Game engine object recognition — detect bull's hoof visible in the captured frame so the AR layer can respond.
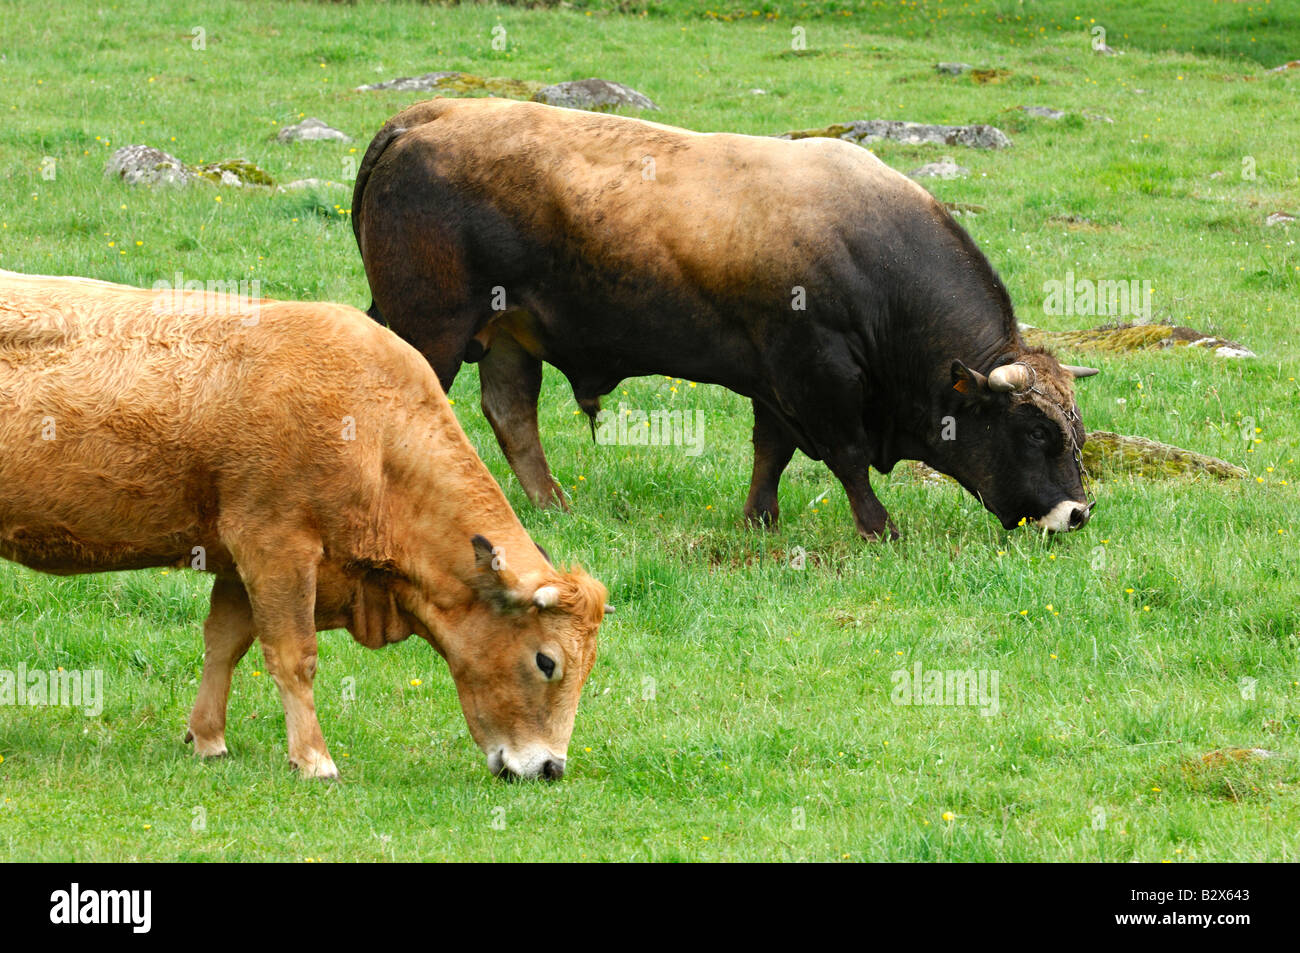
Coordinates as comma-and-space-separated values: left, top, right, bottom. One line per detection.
859, 520, 901, 542
531, 483, 570, 512
743, 507, 779, 530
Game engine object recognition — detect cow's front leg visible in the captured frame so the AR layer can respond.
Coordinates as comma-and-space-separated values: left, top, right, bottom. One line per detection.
743, 400, 796, 529
185, 575, 255, 757
824, 449, 899, 542
238, 542, 338, 779
259, 630, 336, 779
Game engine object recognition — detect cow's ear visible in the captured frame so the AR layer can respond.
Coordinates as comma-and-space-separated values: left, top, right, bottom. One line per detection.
470, 534, 522, 611
951, 360, 990, 396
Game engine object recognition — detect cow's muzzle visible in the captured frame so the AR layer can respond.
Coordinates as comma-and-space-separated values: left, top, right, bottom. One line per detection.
487, 745, 566, 782
1034, 499, 1093, 533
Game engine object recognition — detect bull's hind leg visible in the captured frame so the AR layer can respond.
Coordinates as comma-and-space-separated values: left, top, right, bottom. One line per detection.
480, 331, 567, 509
186, 575, 256, 757
236, 537, 338, 779
743, 401, 796, 529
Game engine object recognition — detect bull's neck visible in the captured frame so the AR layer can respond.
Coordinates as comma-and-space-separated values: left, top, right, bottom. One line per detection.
876, 304, 1022, 465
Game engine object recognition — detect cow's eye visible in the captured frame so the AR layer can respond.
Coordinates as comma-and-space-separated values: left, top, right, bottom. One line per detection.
536, 653, 556, 678
1028, 425, 1051, 445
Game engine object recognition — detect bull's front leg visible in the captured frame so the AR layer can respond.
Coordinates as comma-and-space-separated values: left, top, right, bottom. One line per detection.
237, 539, 338, 779
824, 447, 900, 542
743, 400, 796, 529
185, 575, 255, 757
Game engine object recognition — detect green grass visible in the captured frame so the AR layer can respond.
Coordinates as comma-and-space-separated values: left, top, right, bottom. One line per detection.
1, 0, 1298, 861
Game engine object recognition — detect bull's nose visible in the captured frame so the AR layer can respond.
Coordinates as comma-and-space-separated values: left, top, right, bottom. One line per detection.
1034, 499, 1093, 532
541, 759, 565, 781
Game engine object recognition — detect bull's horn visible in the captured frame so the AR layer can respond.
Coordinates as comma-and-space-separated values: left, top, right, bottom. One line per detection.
988, 363, 1031, 392
1063, 364, 1100, 379
532, 586, 560, 609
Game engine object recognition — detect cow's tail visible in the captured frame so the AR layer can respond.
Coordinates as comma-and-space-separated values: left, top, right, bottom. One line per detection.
350, 119, 409, 316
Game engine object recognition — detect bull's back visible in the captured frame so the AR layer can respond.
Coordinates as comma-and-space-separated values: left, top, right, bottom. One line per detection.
357, 99, 942, 391
367, 99, 921, 294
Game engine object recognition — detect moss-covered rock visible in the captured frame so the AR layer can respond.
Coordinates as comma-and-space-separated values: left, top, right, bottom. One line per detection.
908, 431, 1247, 485
778, 119, 1011, 150
355, 70, 544, 99
191, 159, 274, 188
1081, 431, 1248, 481
1021, 323, 1255, 358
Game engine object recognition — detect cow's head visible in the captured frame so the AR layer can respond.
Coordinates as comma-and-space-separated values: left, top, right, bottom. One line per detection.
437, 535, 606, 781
939, 351, 1098, 532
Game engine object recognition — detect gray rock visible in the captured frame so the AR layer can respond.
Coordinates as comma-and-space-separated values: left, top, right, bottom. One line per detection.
936, 62, 973, 75
1020, 105, 1065, 120
276, 117, 350, 143
910, 157, 970, 179
781, 119, 1011, 150
1265, 212, 1296, 227
104, 145, 196, 187
355, 71, 463, 93
279, 178, 350, 193
1094, 43, 1122, 56
532, 78, 658, 111
1082, 110, 1114, 124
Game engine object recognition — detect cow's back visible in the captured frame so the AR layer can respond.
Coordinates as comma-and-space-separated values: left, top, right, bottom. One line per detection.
0, 272, 416, 574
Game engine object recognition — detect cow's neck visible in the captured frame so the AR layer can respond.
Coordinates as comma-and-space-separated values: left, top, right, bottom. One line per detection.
383, 437, 550, 649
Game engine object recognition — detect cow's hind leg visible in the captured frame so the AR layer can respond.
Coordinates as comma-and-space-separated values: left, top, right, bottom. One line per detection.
480, 331, 567, 509
743, 401, 797, 529
237, 537, 337, 779
185, 575, 255, 758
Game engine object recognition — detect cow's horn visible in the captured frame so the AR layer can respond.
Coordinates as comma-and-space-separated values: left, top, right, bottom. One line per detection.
1063, 364, 1100, 379
987, 363, 1031, 392
532, 586, 560, 609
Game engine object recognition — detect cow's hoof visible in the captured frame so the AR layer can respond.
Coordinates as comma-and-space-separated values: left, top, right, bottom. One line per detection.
185, 729, 230, 758
293, 755, 340, 781
743, 508, 779, 530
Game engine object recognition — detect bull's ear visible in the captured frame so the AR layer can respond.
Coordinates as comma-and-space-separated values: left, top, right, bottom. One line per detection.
951, 360, 990, 396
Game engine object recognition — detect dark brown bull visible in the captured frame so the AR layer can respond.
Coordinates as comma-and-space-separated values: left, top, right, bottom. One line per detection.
353, 98, 1098, 539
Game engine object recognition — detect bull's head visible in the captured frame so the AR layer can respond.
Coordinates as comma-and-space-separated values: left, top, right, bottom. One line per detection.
940, 352, 1098, 532
437, 535, 606, 781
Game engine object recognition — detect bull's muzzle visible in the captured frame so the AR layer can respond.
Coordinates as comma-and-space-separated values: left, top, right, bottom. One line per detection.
1035, 499, 1093, 532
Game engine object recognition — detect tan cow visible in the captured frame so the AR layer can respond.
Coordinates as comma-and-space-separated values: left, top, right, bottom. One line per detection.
0, 270, 607, 780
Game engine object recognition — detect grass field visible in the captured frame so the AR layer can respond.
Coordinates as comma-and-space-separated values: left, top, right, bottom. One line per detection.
0, 0, 1297, 861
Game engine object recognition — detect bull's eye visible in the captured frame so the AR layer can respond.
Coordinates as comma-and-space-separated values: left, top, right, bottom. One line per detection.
1028, 425, 1051, 445
536, 653, 556, 679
